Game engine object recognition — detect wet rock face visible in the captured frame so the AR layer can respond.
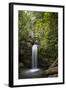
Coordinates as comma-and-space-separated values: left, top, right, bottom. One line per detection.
19, 40, 32, 69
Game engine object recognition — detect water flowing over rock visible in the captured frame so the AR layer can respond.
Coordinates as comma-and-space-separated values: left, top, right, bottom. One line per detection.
32, 44, 38, 69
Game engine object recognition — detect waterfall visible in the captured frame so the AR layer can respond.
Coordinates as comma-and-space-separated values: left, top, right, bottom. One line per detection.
32, 44, 38, 69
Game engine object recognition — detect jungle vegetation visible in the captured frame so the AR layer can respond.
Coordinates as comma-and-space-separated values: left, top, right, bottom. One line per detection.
18, 10, 58, 78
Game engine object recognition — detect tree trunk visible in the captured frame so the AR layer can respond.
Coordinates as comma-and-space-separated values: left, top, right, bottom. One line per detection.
45, 66, 58, 75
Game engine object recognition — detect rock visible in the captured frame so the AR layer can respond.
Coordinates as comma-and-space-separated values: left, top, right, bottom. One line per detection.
22, 59, 32, 68
38, 57, 49, 69
27, 42, 32, 47
49, 74, 58, 77
19, 62, 24, 68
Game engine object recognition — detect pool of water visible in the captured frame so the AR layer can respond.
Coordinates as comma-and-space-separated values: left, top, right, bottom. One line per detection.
19, 68, 48, 79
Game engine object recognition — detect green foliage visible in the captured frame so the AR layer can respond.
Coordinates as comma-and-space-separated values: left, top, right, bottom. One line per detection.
18, 10, 58, 69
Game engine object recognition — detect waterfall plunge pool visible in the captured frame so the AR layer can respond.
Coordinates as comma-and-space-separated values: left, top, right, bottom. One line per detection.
19, 42, 48, 79
19, 68, 48, 79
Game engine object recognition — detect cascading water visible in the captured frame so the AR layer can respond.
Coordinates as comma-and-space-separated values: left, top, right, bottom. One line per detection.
32, 44, 38, 69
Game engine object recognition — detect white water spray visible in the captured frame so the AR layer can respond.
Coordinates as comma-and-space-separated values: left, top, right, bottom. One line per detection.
32, 44, 38, 69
